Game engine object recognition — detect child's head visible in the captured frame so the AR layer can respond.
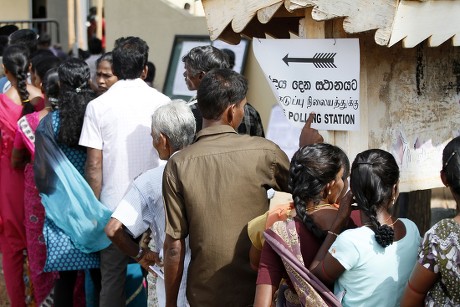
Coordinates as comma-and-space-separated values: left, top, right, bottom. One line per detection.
350, 149, 399, 247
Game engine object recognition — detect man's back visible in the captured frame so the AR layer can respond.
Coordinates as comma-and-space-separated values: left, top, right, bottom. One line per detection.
164, 125, 289, 306
79, 78, 170, 210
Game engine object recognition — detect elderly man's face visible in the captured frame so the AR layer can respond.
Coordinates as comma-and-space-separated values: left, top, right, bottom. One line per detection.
183, 64, 203, 91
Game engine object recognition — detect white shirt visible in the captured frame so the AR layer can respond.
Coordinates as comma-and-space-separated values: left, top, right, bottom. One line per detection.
79, 78, 170, 211
329, 218, 421, 307
111, 163, 190, 307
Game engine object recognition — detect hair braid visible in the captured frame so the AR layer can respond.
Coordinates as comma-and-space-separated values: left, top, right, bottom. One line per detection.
289, 144, 346, 240
351, 149, 399, 248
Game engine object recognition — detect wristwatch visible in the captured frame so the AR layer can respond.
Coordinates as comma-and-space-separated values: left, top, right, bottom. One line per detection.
133, 247, 145, 261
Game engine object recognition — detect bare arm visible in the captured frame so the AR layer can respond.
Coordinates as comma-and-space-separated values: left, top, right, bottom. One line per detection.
254, 284, 277, 307
309, 191, 354, 286
104, 218, 161, 273
85, 147, 102, 198
164, 234, 185, 307
400, 263, 438, 307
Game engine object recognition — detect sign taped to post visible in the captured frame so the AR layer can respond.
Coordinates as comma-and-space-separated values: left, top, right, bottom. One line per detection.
253, 39, 360, 131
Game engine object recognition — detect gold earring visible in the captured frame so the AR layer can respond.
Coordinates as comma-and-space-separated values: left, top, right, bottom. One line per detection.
328, 191, 331, 195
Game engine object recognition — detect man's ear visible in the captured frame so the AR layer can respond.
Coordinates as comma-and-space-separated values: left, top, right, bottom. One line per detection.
140, 65, 148, 80
197, 71, 205, 80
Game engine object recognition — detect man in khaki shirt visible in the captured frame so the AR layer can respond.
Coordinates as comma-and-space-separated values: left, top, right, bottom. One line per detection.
163, 68, 290, 307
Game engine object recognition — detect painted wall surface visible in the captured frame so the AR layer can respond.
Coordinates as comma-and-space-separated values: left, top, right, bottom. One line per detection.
0, 0, 29, 20
355, 33, 460, 191
247, 32, 460, 192
104, 0, 209, 91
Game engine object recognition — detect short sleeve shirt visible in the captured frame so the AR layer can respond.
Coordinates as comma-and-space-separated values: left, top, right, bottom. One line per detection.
419, 218, 460, 306
329, 218, 421, 307
111, 162, 190, 307
79, 79, 170, 211
163, 125, 290, 306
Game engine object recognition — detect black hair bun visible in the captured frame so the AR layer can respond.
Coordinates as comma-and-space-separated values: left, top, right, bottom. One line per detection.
375, 225, 395, 248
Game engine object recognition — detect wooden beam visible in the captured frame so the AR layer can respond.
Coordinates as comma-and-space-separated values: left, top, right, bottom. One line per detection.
67, 0, 75, 51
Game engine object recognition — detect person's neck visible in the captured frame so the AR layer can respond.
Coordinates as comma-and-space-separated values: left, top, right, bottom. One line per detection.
202, 118, 233, 129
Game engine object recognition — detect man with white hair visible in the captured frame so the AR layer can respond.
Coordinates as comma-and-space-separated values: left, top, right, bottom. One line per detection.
105, 100, 194, 307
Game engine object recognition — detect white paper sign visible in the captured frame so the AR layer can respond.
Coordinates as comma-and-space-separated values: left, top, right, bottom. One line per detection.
253, 39, 360, 131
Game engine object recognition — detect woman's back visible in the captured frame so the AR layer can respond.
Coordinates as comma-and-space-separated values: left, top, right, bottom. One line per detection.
332, 218, 420, 306
419, 218, 460, 305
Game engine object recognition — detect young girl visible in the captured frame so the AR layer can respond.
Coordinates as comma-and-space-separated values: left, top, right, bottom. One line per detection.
12, 68, 59, 306
0, 43, 43, 307
310, 149, 421, 306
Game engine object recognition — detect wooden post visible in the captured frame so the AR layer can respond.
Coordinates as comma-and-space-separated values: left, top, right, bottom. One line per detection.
67, 0, 75, 51
96, 0, 103, 40
397, 190, 432, 235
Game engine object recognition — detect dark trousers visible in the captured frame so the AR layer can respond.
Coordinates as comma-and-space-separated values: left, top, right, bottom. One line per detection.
99, 243, 129, 307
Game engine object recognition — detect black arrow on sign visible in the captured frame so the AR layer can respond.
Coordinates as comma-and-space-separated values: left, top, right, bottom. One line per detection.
282, 53, 337, 68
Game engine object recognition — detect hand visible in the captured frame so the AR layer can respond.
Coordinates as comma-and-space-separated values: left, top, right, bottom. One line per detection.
334, 190, 355, 229
138, 249, 163, 274
139, 229, 152, 249
299, 113, 323, 147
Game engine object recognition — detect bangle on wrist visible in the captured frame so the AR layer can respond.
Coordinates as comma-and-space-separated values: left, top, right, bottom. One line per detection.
133, 247, 145, 261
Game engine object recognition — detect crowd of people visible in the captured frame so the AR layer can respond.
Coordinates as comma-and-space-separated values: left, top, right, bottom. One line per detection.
0, 27, 459, 307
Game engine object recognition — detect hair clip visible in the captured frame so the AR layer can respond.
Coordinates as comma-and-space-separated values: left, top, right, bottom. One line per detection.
75, 82, 86, 93
444, 151, 457, 168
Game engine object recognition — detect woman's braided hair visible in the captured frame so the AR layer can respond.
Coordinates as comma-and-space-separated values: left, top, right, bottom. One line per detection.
2, 44, 34, 116
289, 143, 347, 240
350, 149, 399, 248
57, 58, 96, 147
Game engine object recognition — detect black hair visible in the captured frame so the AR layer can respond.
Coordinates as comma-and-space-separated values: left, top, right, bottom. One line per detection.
42, 67, 60, 110
32, 55, 61, 81
442, 136, 460, 197
197, 68, 247, 120
145, 61, 156, 84
350, 149, 399, 248
0, 35, 8, 55
0, 25, 19, 36
182, 45, 229, 75
221, 48, 235, 69
8, 29, 38, 55
112, 36, 148, 80
57, 58, 96, 146
2, 44, 33, 115
289, 143, 346, 240
96, 51, 113, 67
88, 37, 103, 54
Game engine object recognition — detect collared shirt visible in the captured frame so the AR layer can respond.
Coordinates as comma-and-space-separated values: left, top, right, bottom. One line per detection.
112, 162, 190, 307
237, 103, 265, 137
163, 125, 290, 307
79, 78, 170, 211
188, 98, 264, 137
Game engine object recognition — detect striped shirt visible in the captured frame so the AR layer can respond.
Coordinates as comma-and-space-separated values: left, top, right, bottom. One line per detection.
112, 163, 190, 307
